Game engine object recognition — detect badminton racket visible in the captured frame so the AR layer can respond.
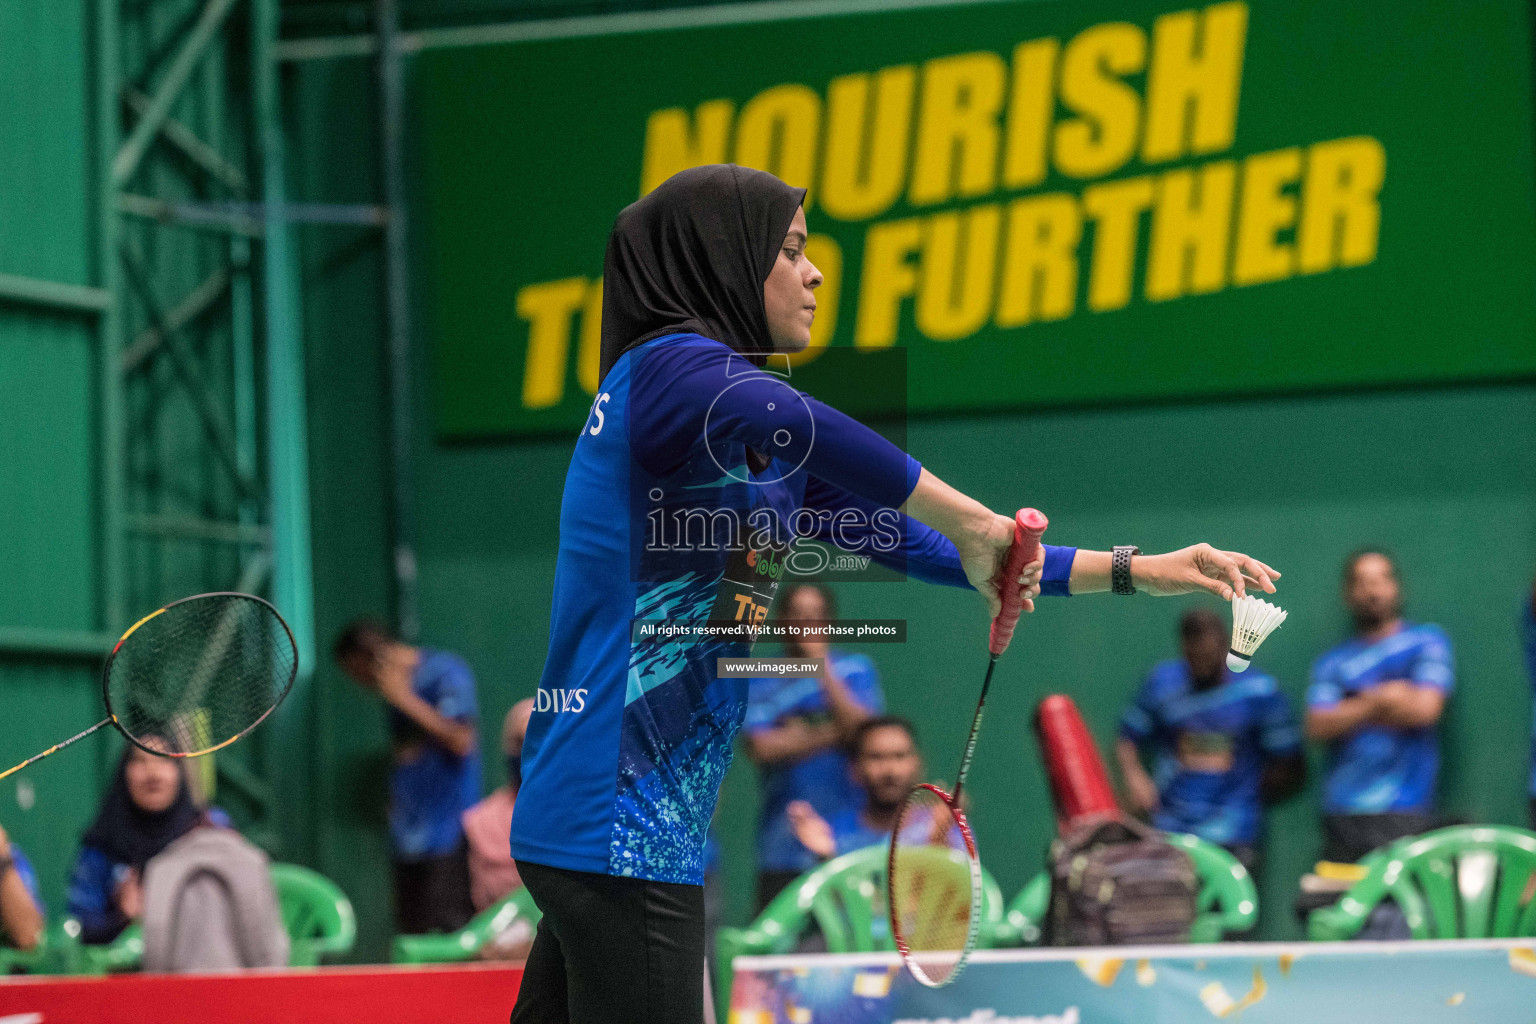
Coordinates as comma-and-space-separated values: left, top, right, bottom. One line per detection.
0, 592, 297, 781
888, 508, 1048, 987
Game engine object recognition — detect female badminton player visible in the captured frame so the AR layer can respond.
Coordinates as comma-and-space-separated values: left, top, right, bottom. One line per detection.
508, 164, 1279, 1024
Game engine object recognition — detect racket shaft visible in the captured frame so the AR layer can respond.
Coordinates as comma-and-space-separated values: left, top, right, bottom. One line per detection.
0, 718, 111, 782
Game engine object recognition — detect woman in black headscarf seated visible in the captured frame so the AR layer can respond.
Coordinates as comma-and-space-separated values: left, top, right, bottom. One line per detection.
509, 164, 1280, 1024
66, 740, 212, 944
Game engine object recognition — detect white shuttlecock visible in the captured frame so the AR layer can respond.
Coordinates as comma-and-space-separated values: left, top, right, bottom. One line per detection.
1227, 594, 1287, 672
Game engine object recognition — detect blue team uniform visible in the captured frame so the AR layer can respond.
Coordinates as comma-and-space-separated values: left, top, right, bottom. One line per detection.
1307, 623, 1455, 815
389, 650, 482, 860
511, 334, 1077, 885
1119, 662, 1301, 847
745, 651, 883, 874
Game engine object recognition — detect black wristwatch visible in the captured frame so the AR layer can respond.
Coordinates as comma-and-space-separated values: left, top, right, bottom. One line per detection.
1112, 546, 1141, 595
0, 853, 13, 878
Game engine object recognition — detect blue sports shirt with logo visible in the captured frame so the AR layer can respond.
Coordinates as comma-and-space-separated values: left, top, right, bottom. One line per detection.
511, 335, 1077, 884
1307, 622, 1455, 815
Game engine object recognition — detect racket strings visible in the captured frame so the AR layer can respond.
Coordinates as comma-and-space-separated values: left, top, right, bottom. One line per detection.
107, 595, 297, 756
889, 786, 978, 985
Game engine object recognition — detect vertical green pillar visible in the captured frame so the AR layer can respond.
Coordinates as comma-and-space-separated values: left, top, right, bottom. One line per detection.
254, 0, 314, 676
95, 0, 124, 636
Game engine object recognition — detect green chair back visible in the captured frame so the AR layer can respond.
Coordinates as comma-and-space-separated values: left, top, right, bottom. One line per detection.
391, 884, 542, 964
1308, 825, 1536, 941
271, 861, 357, 965
1003, 831, 1258, 944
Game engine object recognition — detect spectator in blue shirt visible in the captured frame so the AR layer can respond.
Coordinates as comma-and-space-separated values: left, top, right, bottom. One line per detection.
334, 620, 482, 934
786, 716, 930, 861
744, 584, 882, 908
1306, 551, 1455, 863
1524, 576, 1536, 828
1115, 608, 1304, 872
0, 821, 43, 951
67, 740, 208, 944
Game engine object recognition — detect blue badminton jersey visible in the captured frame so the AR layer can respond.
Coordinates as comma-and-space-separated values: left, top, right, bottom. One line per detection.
1307, 622, 1455, 814
1119, 661, 1300, 846
510, 334, 1076, 884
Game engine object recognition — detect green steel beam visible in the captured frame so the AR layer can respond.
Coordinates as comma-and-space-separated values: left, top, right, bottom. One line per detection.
118, 193, 264, 236
0, 626, 114, 660
121, 266, 230, 373
0, 273, 111, 315
97, 0, 126, 635
127, 513, 271, 546
123, 86, 248, 196
112, 0, 241, 187
119, 243, 263, 503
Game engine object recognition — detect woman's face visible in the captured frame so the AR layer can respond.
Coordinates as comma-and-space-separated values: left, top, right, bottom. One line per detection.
762, 207, 822, 352
124, 742, 182, 814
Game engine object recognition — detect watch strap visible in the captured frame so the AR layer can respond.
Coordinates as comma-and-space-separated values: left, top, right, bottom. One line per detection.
1112, 546, 1141, 595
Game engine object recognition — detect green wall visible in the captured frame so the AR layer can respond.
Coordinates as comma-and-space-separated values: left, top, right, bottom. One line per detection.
0, 0, 120, 919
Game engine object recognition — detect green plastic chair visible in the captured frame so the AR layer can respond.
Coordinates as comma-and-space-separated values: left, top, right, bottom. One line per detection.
714, 845, 1008, 1009
1003, 831, 1258, 944
56, 861, 354, 973
391, 884, 542, 964
1308, 825, 1536, 941
271, 861, 357, 965
0, 925, 50, 975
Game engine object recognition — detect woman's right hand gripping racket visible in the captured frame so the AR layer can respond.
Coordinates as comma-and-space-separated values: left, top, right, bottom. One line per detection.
888, 508, 1047, 988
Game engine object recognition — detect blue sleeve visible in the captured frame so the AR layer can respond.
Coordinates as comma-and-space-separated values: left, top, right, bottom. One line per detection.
629, 339, 918, 510
429, 656, 480, 722
8, 846, 43, 920
1118, 676, 1160, 742
1409, 628, 1455, 693
1257, 686, 1303, 755
799, 475, 1076, 594
836, 656, 884, 714
743, 679, 782, 736
1307, 655, 1344, 709
66, 845, 129, 945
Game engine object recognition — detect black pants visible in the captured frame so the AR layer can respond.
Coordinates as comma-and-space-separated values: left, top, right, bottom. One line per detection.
1321, 812, 1436, 864
393, 843, 475, 935
511, 860, 706, 1024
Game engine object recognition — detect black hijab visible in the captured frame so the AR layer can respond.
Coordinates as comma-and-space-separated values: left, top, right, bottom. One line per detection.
598, 164, 807, 382
81, 745, 201, 868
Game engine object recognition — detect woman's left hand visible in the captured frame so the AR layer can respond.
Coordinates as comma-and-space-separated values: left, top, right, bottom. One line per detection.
1134, 544, 1280, 601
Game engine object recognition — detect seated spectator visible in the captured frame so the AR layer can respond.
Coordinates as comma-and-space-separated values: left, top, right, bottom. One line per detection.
141, 819, 288, 972
1115, 608, 1304, 872
334, 620, 481, 934
464, 699, 533, 914
1306, 551, 1454, 863
68, 740, 215, 944
745, 584, 883, 909
0, 821, 43, 952
786, 716, 938, 860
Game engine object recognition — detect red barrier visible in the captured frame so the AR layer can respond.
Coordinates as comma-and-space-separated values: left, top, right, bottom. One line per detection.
0, 963, 523, 1024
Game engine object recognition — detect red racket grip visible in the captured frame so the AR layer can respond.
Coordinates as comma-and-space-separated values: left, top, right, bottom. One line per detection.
988, 508, 1048, 657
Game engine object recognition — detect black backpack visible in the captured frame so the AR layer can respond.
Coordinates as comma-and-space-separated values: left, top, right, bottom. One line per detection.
1047, 813, 1198, 946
